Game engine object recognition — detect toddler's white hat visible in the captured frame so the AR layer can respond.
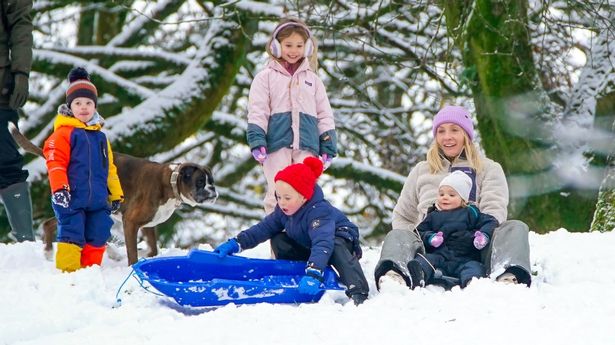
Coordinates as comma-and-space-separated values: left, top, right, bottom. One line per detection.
439, 171, 472, 202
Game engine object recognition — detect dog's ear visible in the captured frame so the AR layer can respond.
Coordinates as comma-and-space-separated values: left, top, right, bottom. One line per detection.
180, 165, 197, 180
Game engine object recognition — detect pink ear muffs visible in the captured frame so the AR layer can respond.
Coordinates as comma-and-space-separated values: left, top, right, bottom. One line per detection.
269, 21, 313, 59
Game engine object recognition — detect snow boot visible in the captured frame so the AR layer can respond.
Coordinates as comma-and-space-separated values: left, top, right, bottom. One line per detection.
81, 244, 106, 267
407, 260, 425, 290
350, 293, 368, 306
0, 181, 34, 242
374, 260, 411, 290
56, 242, 82, 272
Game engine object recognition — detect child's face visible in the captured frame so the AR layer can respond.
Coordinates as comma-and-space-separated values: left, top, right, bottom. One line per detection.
279, 32, 307, 64
437, 185, 463, 210
275, 180, 306, 216
70, 97, 96, 123
436, 123, 466, 159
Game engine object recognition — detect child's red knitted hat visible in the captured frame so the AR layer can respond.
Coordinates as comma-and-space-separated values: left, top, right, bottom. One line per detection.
274, 157, 323, 200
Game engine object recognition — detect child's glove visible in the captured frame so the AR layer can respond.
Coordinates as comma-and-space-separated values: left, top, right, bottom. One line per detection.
320, 153, 332, 170
473, 231, 490, 250
298, 267, 324, 295
214, 238, 240, 258
428, 231, 444, 248
251, 146, 267, 164
110, 200, 122, 214
52, 188, 71, 208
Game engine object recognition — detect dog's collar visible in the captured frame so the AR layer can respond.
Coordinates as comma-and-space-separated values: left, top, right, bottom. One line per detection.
169, 163, 184, 207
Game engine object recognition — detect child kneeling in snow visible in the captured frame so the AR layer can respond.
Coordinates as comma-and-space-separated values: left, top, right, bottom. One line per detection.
214, 157, 369, 305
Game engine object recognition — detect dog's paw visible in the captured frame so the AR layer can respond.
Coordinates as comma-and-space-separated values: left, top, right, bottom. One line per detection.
43, 248, 54, 261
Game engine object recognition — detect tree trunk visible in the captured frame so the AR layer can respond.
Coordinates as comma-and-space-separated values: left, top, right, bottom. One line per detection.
440, 0, 595, 232
590, 90, 615, 232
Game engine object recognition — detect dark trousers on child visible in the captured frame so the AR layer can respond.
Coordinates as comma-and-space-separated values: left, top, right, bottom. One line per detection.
270, 232, 369, 298
416, 252, 485, 288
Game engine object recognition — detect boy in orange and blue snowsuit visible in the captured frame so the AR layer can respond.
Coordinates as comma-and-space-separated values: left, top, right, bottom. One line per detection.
43, 67, 123, 272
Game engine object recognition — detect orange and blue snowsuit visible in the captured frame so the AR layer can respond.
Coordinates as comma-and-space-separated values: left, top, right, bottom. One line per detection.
43, 109, 123, 272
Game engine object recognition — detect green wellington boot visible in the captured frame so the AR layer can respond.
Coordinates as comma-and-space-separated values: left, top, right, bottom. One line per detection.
0, 181, 35, 242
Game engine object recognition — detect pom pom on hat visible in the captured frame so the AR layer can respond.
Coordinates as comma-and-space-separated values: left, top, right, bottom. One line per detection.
432, 105, 474, 141
66, 67, 98, 107
274, 157, 323, 200
439, 170, 473, 202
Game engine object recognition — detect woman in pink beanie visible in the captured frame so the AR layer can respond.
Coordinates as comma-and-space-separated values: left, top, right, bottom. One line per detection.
214, 157, 369, 305
374, 105, 532, 290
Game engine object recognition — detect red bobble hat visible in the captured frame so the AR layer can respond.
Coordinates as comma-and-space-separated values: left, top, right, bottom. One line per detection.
274, 157, 323, 200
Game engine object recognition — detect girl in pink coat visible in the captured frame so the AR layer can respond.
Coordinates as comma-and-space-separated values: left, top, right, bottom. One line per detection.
247, 17, 337, 214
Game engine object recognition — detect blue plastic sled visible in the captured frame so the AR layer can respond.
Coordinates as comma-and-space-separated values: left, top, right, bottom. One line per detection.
132, 249, 344, 307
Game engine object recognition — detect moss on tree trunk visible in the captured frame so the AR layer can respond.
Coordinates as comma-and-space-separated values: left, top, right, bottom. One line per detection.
441, 0, 595, 232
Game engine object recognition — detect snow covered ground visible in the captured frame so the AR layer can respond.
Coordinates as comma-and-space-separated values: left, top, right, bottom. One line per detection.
1, 229, 614, 345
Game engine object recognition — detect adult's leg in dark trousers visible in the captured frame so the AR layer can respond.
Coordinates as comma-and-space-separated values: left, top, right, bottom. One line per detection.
329, 237, 369, 300
270, 232, 311, 261
0, 109, 33, 242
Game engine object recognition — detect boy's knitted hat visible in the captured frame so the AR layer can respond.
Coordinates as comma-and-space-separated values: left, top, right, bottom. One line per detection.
432, 105, 474, 141
439, 170, 472, 202
274, 157, 323, 200
66, 67, 98, 106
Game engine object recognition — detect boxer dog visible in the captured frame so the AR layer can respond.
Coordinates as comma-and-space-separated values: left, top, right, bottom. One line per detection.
9, 122, 217, 265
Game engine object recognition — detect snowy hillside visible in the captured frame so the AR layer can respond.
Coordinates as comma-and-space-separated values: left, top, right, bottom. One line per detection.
1, 229, 614, 345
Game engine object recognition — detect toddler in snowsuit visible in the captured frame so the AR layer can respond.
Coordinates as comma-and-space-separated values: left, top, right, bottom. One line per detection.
43, 67, 123, 272
214, 157, 369, 305
407, 170, 498, 288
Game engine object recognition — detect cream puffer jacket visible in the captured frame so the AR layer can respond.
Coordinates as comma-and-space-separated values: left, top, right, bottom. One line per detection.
392, 155, 509, 231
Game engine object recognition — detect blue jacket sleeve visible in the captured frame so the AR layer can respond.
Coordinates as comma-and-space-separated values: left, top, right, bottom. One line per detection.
306, 208, 335, 270
416, 213, 436, 246
246, 123, 267, 151
475, 211, 499, 238
236, 211, 285, 250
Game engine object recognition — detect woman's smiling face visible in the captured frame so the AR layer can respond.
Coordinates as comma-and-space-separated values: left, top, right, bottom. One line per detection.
435, 123, 466, 158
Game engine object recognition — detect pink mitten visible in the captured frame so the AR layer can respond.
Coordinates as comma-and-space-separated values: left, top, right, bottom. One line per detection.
251, 146, 267, 164
429, 231, 444, 248
320, 153, 332, 170
473, 231, 490, 250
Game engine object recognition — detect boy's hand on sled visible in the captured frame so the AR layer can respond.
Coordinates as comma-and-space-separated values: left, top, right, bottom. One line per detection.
299, 267, 324, 295
214, 238, 240, 258
320, 153, 332, 170
251, 146, 267, 164
473, 231, 490, 250
429, 231, 444, 248
52, 188, 71, 208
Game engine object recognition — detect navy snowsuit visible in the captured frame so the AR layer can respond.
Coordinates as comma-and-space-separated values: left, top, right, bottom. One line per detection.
235, 185, 368, 297
416, 204, 498, 287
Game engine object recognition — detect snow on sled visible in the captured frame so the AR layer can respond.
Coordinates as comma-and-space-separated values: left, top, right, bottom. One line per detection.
132, 249, 344, 307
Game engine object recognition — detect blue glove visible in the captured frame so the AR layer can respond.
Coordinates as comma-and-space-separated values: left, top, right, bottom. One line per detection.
52, 188, 71, 208
298, 267, 324, 295
214, 238, 240, 258
110, 200, 122, 214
